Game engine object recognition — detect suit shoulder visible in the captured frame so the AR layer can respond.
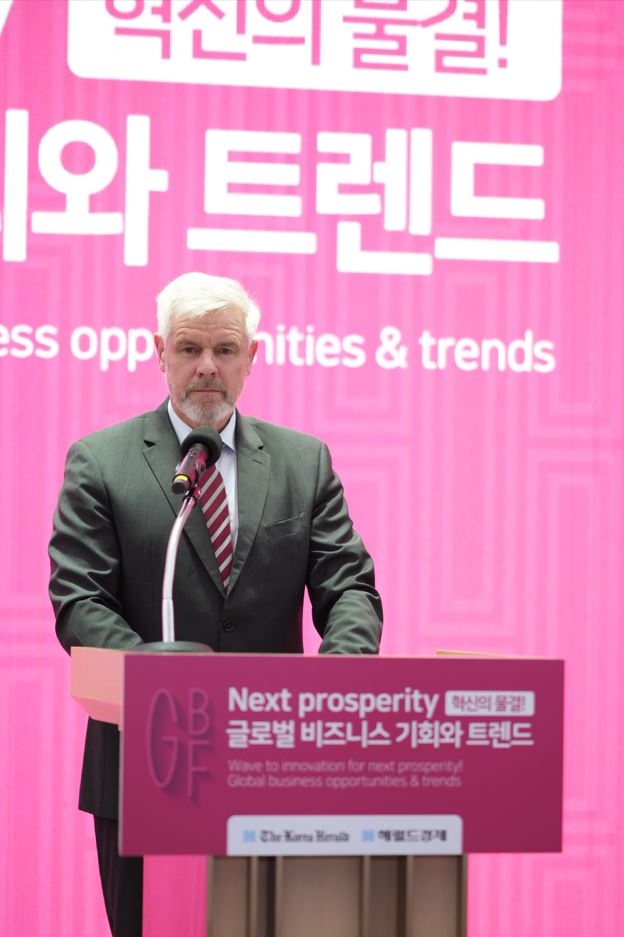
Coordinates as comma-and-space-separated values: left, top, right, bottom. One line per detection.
242, 416, 327, 453
69, 407, 166, 452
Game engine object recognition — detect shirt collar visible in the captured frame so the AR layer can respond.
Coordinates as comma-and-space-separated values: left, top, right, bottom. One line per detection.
167, 399, 237, 452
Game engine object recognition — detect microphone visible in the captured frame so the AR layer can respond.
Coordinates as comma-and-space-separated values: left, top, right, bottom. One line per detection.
172, 427, 223, 494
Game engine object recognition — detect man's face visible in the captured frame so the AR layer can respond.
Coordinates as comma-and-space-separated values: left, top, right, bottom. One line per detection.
154, 308, 258, 430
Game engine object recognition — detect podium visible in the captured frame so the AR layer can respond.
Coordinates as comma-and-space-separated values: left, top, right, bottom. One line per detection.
71, 648, 564, 937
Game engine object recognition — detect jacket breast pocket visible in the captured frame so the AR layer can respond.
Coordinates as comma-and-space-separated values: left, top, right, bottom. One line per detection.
261, 513, 307, 541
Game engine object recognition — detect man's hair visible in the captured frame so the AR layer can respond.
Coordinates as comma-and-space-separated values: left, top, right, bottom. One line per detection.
156, 272, 261, 340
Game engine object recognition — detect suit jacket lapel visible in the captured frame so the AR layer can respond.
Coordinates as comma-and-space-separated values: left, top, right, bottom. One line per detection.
230, 414, 270, 592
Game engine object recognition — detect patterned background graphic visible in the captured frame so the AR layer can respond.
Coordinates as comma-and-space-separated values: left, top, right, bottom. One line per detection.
0, 1, 623, 935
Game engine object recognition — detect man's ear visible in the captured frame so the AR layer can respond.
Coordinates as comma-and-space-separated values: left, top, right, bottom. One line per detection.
247, 340, 259, 373
154, 334, 165, 372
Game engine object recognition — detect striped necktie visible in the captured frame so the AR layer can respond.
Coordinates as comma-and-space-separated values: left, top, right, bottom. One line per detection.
197, 465, 233, 589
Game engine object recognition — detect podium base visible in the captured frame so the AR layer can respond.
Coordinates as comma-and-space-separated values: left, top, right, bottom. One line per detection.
144, 854, 468, 937
132, 641, 213, 653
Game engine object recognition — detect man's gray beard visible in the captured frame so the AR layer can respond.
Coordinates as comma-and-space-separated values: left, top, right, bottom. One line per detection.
178, 395, 234, 429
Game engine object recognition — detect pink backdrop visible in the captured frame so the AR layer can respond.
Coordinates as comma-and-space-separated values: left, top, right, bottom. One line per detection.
1, 1, 623, 935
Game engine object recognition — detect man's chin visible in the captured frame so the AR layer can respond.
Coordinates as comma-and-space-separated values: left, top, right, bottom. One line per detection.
179, 399, 233, 430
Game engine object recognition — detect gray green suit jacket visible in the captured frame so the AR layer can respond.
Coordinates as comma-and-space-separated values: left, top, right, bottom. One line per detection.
49, 401, 383, 818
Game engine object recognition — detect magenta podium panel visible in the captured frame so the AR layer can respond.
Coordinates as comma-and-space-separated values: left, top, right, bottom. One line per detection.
119, 653, 563, 857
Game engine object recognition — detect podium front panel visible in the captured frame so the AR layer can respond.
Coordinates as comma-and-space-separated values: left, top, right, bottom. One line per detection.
119, 653, 563, 857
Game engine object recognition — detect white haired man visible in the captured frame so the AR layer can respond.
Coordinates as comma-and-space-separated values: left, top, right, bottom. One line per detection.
49, 272, 383, 937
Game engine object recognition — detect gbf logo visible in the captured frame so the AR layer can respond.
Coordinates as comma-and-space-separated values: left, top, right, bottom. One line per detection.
146, 687, 214, 800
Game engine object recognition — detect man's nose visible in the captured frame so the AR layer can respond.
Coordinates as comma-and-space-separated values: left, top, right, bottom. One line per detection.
196, 349, 217, 375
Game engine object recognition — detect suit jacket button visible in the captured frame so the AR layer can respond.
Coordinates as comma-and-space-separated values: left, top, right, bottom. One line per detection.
223, 619, 234, 632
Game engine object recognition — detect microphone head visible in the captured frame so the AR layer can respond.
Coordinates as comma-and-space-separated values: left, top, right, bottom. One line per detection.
180, 427, 223, 466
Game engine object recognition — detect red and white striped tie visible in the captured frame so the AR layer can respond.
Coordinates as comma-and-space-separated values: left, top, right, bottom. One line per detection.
197, 465, 233, 589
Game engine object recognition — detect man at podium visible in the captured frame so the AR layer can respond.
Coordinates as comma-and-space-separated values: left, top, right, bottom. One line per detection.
49, 271, 383, 937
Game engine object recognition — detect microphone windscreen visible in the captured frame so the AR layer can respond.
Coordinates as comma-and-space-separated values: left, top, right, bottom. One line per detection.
180, 427, 223, 467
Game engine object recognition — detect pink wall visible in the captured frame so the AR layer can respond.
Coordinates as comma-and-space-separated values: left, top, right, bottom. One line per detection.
1, 1, 622, 934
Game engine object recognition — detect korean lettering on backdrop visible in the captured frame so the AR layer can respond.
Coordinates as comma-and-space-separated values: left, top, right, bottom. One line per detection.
0, 0, 562, 374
